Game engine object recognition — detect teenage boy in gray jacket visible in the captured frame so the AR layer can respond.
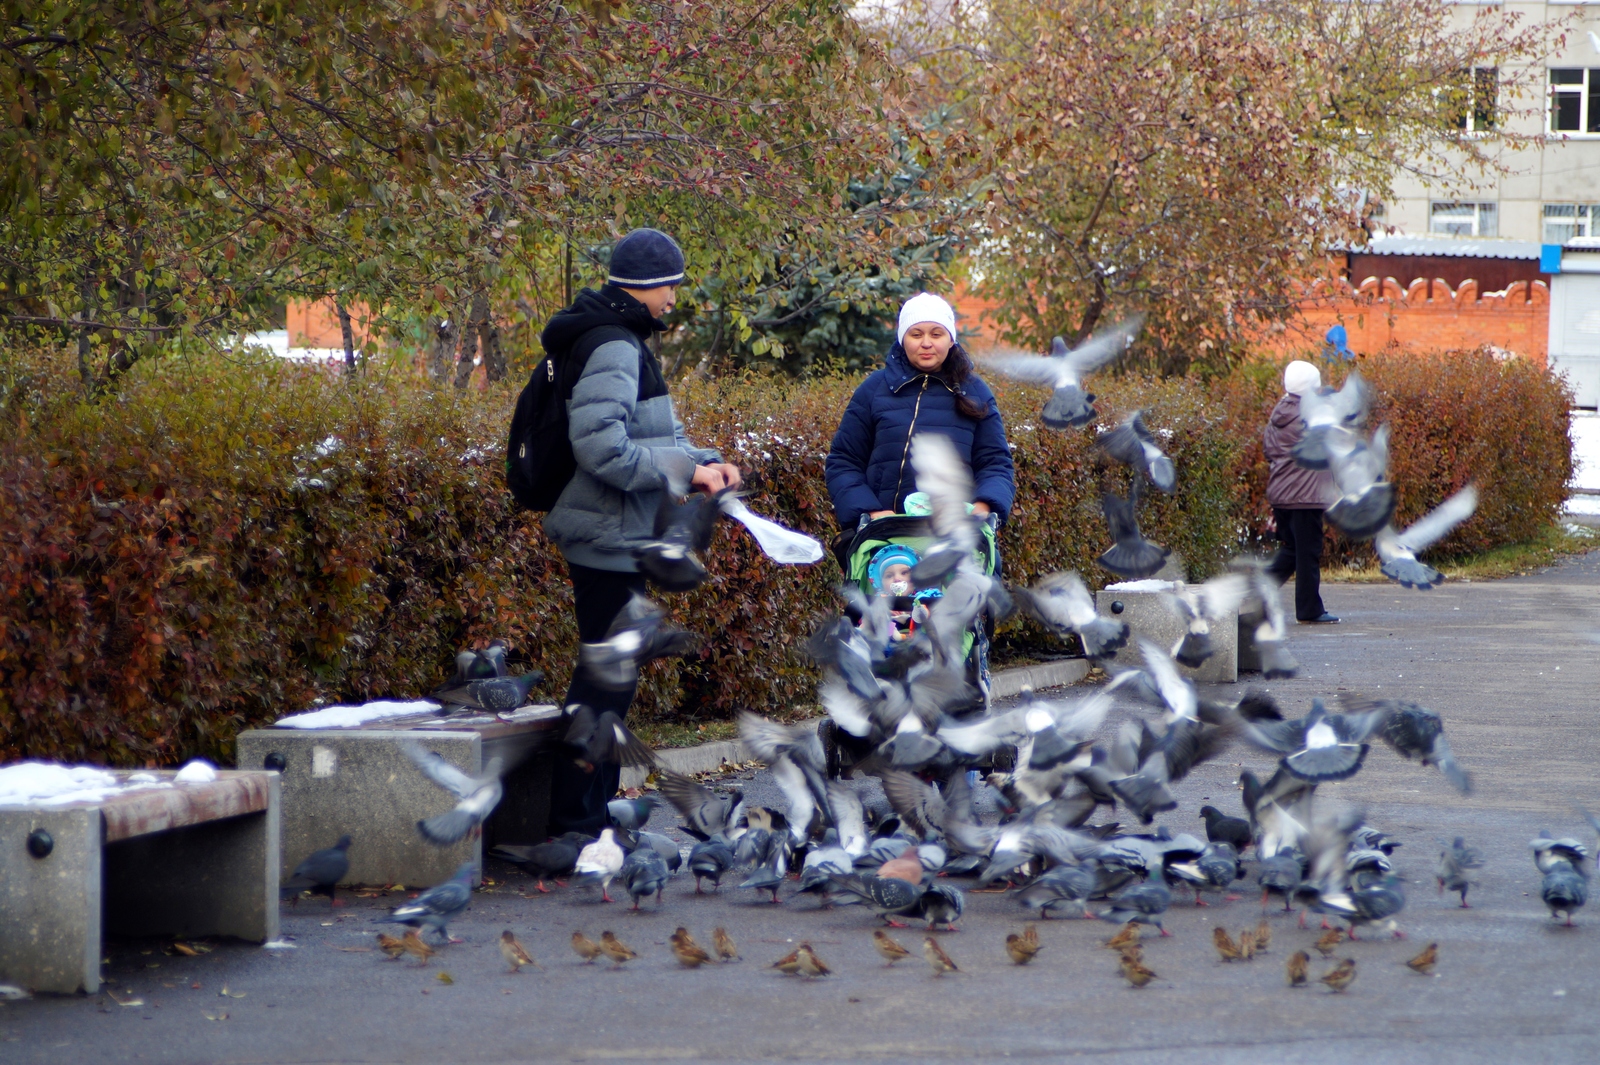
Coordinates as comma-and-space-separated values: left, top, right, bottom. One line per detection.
539, 228, 741, 834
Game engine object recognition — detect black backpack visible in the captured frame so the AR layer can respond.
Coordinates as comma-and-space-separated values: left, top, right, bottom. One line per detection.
505, 325, 638, 512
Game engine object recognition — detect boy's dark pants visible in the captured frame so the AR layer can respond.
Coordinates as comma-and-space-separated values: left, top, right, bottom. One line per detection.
547, 562, 649, 836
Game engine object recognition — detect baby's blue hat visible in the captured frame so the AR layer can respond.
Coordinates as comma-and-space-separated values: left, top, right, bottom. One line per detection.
868, 544, 918, 588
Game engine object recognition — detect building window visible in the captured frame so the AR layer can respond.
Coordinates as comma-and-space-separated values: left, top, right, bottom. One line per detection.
1549, 68, 1600, 134
1544, 204, 1600, 243
1449, 67, 1498, 132
1430, 201, 1498, 238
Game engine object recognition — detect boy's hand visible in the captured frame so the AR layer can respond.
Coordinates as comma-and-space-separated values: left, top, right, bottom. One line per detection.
707, 462, 743, 490
691, 465, 728, 494
868, 509, 895, 519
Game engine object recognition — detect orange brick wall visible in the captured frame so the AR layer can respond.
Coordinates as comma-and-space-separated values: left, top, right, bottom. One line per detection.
287, 299, 369, 349
1265, 275, 1549, 365
950, 276, 1550, 363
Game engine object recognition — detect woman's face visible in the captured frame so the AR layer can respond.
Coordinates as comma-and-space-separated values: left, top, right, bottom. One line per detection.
903, 322, 953, 372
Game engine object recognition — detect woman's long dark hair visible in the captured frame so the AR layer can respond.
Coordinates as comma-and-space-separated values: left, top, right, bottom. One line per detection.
895, 340, 989, 420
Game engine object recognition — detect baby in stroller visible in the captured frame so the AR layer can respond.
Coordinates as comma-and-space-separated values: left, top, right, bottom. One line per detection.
865, 543, 942, 644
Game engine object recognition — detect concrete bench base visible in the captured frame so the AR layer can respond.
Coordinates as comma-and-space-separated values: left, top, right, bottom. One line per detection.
1095, 584, 1238, 683
0, 770, 278, 994
237, 706, 561, 891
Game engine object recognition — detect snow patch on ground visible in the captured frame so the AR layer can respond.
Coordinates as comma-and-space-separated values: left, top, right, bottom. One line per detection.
274, 699, 442, 730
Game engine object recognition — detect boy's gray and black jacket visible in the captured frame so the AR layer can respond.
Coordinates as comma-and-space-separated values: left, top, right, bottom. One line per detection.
539, 286, 722, 572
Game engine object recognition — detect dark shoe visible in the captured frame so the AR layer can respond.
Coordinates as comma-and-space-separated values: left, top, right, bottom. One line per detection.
1299, 612, 1340, 624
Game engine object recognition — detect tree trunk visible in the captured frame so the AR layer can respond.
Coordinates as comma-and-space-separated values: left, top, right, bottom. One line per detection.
475, 291, 506, 384
430, 312, 459, 382
335, 300, 357, 375
453, 292, 485, 390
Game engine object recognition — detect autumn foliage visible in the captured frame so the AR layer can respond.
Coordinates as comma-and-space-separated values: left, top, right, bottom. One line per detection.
0, 346, 1571, 765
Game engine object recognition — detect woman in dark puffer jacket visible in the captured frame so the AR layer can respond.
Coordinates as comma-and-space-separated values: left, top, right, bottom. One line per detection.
825, 293, 1015, 530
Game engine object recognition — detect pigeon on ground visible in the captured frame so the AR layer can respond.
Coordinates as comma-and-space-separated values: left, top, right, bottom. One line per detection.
378, 861, 475, 943
1436, 837, 1484, 907
1257, 852, 1303, 912
562, 704, 656, 773
1199, 806, 1252, 852
1292, 372, 1370, 470
488, 836, 586, 893
979, 318, 1143, 429
736, 829, 794, 904
281, 835, 352, 906
402, 743, 508, 845
687, 839, 738, 893
1342, 874, 1408, 939
1016, 864, 1099, 919
621, 847, 670, 911
1166, 842, 1243, 905
1011, 570, 1130, 659
656, 769, 745, 842
918, 882, 965, 930
796, 842, 854, 906
1099, 881, 1173, 935
571, 828, 627, 903
1097, 487, 1171, 579
1532, 831, 1590, 925
635, 490, 723, 592
1097, 410, 1176, 492
579, 594, 700, 692
634, 830, 683, 874
829, 873, 928, 927
1373, 486, 1478, 589
429, 671, 543, 714
1322, 424, 1395, 540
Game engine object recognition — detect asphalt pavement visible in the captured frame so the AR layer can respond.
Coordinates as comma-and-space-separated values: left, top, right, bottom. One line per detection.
4, 553, 1600, 1064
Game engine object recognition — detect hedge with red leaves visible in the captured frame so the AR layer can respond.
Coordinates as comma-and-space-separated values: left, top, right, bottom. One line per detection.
0, 346, 1569, 765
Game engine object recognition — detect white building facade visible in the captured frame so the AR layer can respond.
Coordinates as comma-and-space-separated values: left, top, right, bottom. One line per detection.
1384, 1, 1600, 245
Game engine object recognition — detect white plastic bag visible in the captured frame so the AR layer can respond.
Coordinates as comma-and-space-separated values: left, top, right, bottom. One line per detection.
719, 497, 824, 564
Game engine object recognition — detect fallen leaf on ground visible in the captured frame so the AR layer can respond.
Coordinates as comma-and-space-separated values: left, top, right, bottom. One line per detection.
106, 989, 143, 1007
436, 972, 454, 985
333, 946, 372, 953
219, 986, 245, 998
202, 1010, 228, 1021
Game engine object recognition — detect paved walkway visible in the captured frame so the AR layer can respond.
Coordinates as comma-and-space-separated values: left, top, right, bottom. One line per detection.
4, 553, 1600, 1064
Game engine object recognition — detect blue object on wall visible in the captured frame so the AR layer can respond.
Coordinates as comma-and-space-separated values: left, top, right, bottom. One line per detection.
1540, 244, 1563, 274
1323, 323, 1355, 361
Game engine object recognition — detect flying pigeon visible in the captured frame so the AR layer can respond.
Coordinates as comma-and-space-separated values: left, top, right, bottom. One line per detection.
979, 317, 1144, 429
1235, 557, 1298, 678
402, 743, 507, 845
1341, 695, 1471, 793
1373, 485, 1478, 589
1292, 372, 1370, 470
656, 769, 745, 842
1236, 698, 1383, 783
1163, 572, 1249, 668
906, 432, 983, 589
635, 490, 723, 592
1011, 570, 1130, 659
1322, 424, 1395, 540
1097, 409, 1176, 492
579, 593, 700, 692
378, 861, 475, 943
562, 704, 656, 772
281, 835, 352, 906
1097, 487, 1171, 579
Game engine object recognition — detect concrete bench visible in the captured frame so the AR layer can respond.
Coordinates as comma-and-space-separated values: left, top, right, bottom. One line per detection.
236, 705, 563, 892
0, 769, 279, 994
1095, 580, 1238, 683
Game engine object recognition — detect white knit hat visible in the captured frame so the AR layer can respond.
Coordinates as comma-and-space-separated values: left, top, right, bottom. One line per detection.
897, 293, 958, 345
1284, 360, 1321, 396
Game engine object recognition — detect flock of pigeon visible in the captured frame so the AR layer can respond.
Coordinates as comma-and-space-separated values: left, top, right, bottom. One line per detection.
275, 332, 1592, 995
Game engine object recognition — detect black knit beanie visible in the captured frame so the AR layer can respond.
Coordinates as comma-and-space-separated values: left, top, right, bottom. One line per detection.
607, 228, 686, 287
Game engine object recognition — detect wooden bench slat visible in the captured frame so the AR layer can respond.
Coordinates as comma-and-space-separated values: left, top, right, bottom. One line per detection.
101, 773, 274, 842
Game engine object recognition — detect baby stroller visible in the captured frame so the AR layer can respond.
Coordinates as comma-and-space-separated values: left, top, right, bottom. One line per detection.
821, 513, 1003, 779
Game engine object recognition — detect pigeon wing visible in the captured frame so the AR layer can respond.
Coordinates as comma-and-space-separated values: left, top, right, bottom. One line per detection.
1393, 485, 1478, 554
402, 742, 480, 799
